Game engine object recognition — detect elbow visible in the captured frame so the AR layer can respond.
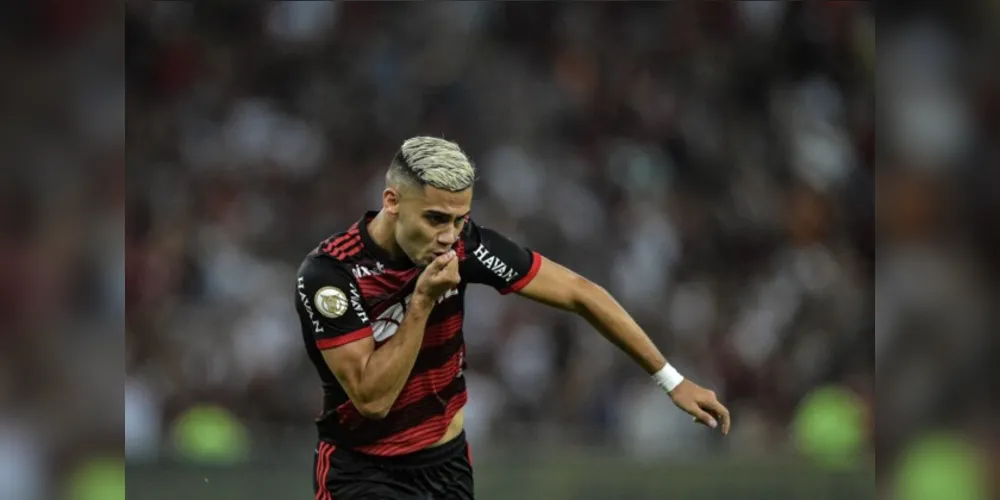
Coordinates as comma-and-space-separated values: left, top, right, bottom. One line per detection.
571, 277, 607, 314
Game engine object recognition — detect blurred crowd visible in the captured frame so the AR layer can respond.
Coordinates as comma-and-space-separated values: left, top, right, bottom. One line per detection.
0, 0, 121, 499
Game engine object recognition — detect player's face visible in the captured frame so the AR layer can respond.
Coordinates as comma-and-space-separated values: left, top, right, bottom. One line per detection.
394, 185, 472, 267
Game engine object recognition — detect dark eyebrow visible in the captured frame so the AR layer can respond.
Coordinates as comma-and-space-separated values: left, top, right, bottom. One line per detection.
425, 210, 471, 219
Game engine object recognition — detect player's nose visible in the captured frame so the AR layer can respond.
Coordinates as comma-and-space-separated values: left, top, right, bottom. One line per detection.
437, 229, 458, 246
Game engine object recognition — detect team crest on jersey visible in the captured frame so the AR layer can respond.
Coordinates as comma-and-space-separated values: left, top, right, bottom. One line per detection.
314, 286, 349, 319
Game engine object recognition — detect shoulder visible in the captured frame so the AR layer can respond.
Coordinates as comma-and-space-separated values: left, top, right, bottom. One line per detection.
301, 222, 366, 274
459, 217, 520, 252
314, 222, 365, 261
297, 253, 356, 292
299, 251, 350, 274
458, 217, 485, 259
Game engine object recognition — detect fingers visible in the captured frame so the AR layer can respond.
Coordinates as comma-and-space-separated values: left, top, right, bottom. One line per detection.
443, 259, 461, 284
690, 408, 718, 429
426, 250, 456, 272
703, 399, 731, 436
676, 384, 731, 435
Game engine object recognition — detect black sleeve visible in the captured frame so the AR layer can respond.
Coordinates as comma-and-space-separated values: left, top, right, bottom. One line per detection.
460, 219, 541, 294
295, 256, 372, 350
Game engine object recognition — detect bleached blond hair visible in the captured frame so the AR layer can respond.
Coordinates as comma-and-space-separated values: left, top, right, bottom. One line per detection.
386, 136, 476, 193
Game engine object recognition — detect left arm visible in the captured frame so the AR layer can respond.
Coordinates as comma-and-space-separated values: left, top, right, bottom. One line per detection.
460, 220, 730, 433
515, 255, 666, 374
517, 256, 731, 434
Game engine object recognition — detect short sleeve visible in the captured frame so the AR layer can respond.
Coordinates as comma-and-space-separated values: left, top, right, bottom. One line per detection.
295, 256, 373, 350
460, 220, 542, 294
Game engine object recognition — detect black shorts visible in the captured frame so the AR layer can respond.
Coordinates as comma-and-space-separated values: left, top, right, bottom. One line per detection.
313, 432, 474, 499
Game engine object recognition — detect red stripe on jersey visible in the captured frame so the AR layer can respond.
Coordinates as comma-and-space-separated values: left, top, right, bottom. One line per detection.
500, 251, 542, 295
357, 270, 420, 304
421, 314, 463, 347
338, 244, 364, 260
331, 236, 362, 259
336, 346, 464, 423
393, 348, 465, 407
357, 280, 390, 301
324, 226, 360, 254
316, 326, 373, 350
354, 390, 468, 456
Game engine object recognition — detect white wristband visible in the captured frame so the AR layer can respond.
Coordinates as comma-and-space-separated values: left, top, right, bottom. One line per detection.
652, 363, 685, 393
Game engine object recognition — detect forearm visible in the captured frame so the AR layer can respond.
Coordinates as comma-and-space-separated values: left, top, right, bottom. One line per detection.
357, 296, 435, 411
575, 283, 667, 375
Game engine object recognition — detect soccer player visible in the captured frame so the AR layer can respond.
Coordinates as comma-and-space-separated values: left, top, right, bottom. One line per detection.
296, 137, 731, 499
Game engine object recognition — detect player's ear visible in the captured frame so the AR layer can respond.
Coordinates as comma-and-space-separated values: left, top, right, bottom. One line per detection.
383, 187, 400, 216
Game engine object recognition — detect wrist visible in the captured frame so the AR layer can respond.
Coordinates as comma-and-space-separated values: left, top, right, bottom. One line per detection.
651, 362, 685, 393
410, 293, 436, 312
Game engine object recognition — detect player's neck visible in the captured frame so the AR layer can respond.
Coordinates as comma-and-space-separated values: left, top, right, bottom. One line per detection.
367, 210, 409, 262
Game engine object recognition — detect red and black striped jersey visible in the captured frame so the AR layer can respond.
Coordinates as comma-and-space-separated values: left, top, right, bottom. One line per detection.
295, 211, 541, 456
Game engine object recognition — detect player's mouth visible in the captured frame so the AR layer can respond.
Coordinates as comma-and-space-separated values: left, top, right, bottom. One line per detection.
430, 247, 453, 258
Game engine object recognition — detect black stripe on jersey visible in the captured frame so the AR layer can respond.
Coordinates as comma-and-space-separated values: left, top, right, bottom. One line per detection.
323, 375, 466, 447
410, 323, 464, 375
365, 278, 420, 318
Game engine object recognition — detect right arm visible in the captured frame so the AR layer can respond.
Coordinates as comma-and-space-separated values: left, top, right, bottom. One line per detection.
297, 251, 459, 419
321, 294, 435, 419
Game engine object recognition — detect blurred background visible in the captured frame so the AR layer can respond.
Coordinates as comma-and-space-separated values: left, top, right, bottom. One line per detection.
7, 0, 1000, 499
124, 2, 878, 499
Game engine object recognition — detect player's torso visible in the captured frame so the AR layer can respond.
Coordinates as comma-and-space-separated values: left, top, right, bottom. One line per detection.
338, 253, 468, 397
344, 256, 469, 449
300, 229, 470, 454
298, 212, 540, 454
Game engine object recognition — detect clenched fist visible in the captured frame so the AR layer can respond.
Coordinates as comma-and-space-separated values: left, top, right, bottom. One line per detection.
415, 250, 461, 301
